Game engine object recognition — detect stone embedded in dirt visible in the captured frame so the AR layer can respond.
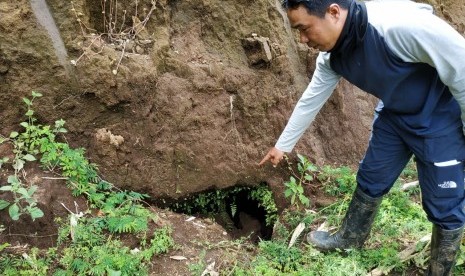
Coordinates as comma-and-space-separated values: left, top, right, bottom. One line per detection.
241, 35, 273, 67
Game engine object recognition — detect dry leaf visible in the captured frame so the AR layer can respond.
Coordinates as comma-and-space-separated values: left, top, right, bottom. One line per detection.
170, 255, 188, 261
288, 222, 305, 248
185, 216, 196, 222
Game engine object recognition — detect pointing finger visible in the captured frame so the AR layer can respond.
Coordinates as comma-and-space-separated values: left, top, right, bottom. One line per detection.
258, 153, 271, 166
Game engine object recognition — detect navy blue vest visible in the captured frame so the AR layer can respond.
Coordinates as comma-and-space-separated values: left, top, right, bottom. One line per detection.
329, 0, 461, 137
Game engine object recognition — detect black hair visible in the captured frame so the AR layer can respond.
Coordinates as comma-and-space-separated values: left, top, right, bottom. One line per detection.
281, 0, 351, 18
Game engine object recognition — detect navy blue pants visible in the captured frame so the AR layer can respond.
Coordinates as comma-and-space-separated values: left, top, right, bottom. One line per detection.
357, 116, 465, 229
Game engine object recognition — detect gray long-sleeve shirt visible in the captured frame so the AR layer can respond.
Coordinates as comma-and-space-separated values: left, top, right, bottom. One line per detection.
276, 0, 465, 152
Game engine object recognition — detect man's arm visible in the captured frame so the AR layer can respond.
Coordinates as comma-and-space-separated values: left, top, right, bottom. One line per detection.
274, 52, 341, 153
259, 52, 340, 166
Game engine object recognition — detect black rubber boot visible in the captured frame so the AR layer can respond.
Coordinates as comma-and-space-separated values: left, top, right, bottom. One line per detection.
307, 186, 382, 251
425, 224, 464, 276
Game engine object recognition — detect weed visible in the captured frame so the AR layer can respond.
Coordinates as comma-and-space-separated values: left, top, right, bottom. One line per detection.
253, 240, 305, 273
140, 226, 175, 260
0, 247, 54, 276
318, 165, 356, 196
249, 185, 278, 226
70, 0, 157, 74
283, 154, 313, 208
188, 250, 207, 275
0, 91, 153, 232
273, 209, 314, 241
53, 215, 174, 275
0, 91, 47, 221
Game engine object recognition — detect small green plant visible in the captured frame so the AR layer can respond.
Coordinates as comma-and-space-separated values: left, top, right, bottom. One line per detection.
0, 157, 8, 168
254, 240, 305, 273
55, 220, 174, 275
0, 175, 43, 221
456, 244, 465, 273
0, 91, 47, 221
0, 247, 54, 275
284, 154, 313, 208
188, 250, 207, 275
318, 165, 356, 196
249, 185, 278, 226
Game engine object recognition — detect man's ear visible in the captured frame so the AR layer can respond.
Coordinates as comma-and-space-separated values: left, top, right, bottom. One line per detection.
327, 3, 341, 18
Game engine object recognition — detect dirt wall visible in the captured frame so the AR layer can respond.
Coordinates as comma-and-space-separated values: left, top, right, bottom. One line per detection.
1, 0, 463, 199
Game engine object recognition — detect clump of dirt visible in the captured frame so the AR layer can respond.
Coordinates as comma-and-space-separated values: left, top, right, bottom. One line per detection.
0, 0, 379, 202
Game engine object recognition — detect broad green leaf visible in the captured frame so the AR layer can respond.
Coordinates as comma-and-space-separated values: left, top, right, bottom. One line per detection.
55, 119, 65, 127
0, 243, 10, 252
20, 122, 29, 128
29, 207, 44, 221
9, 132, 19, 138
25, 110, 34, 116
0, 200, 10, 210
7, 175, 19, 185
299, 195, 310, 207
22, 97, 32, 106
9, 204, 20, 220
22, 154, 36, 161
31, 91, 43, 97
284, 189, 292, 198
304, 175, 313, 181
307, 164, 317, 172
17, 188, 29, 197
28, 185, 38, 196
0, 186, 12, 191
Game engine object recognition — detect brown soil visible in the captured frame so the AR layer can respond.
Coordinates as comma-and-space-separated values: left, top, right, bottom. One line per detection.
0, 0, 379, 201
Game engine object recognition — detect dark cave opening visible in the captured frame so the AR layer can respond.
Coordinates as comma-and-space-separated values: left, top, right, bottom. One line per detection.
166, 185, 276, 242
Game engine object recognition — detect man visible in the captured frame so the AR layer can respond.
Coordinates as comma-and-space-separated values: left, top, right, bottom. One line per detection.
259, 0, 465, 274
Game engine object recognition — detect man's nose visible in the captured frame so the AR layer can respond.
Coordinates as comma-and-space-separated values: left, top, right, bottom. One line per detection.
300, 32, 308, 43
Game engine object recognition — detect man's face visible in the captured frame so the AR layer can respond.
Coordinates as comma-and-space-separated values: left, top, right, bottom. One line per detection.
287, 4, 343, 52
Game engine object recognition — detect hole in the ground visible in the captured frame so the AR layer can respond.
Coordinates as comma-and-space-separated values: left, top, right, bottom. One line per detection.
166, 185, 276, 242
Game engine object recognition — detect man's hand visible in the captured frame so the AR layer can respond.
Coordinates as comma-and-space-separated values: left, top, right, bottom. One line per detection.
259, 147, 285, 167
